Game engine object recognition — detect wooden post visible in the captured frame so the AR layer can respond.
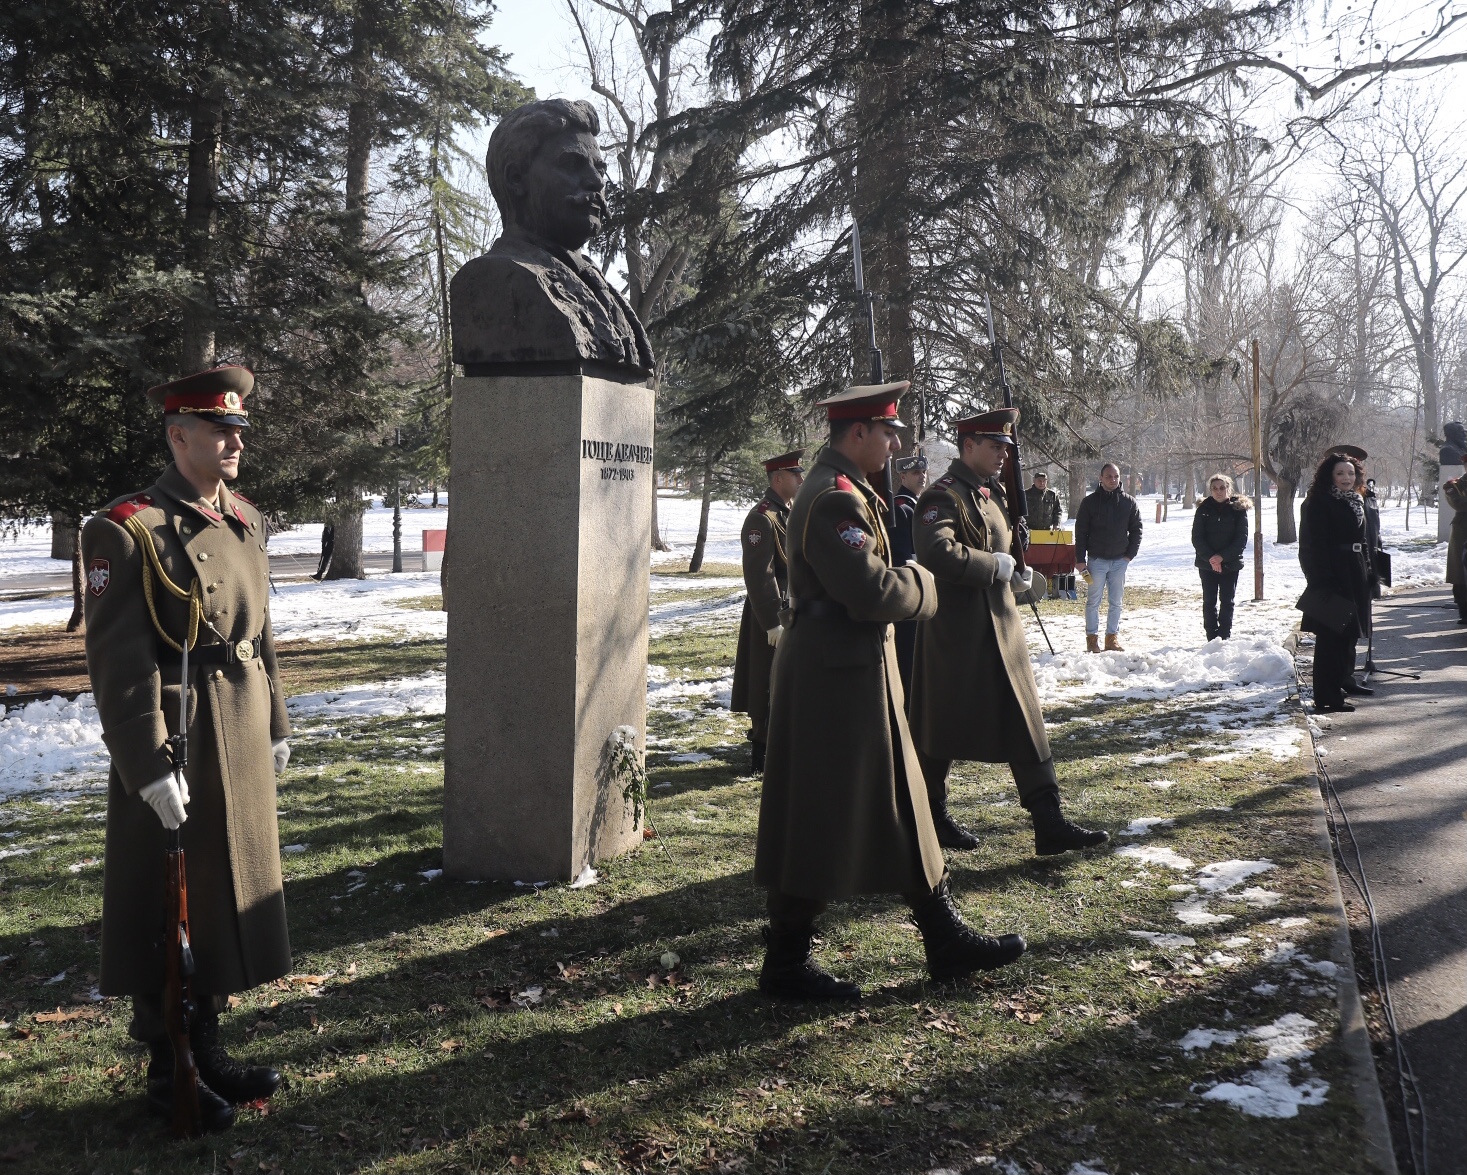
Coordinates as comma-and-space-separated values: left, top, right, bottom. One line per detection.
1251, 339, 1264, 601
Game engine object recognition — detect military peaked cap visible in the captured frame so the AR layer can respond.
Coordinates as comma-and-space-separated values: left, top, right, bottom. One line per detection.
895, 454, 928, 473
955, 406, 1018, 444
763, 449, 806, 473
817, 381, 910, 425
148, 365, 254, 427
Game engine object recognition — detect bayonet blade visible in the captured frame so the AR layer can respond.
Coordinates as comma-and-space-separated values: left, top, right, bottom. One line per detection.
983, 292, 996, 348
852, 221, 865, 293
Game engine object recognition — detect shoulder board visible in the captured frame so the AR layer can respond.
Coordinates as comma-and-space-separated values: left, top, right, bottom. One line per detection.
934, 475, 955, 489
833, 474, 856, 493
755, 501, 770, 515
106, 494, 154, 524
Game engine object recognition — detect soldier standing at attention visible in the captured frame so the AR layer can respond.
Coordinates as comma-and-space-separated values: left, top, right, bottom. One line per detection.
756, 384, 1027, 1001
732, 450, 804, 773
82, 366, 292, 1132
908, 409, 1109, 855
891, 453, 929, 691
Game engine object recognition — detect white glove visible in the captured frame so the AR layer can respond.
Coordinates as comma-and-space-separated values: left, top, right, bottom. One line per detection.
139, 775, 189, 830
766, 625, 783, 647
993, 552, 1016, 582
1016, 567, 1035, 593
272, 739, 290, 774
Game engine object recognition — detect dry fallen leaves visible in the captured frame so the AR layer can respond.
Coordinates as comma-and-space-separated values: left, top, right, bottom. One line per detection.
34, 1006, 101, 1024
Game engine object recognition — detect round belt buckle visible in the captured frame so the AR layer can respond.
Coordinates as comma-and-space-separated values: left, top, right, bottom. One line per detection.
235, 639, 255, 661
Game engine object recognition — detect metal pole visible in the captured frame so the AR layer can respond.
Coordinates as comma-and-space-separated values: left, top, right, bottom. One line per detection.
1251, 339, 1264, 601
391, 428, 403, 574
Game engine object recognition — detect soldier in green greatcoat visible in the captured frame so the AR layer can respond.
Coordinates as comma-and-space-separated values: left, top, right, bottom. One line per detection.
731, 450, 804, 773
755, 385, 1026, 1000
82, 366, 291, 1132
908, 408, 1109, 855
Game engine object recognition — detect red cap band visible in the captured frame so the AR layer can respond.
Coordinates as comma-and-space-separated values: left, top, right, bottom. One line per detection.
826, 397, 899, 422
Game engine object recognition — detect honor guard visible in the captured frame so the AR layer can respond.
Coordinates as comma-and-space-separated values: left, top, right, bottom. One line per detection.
907, 409, 1109, 854
755, 384, 1026, 1001
731, 450, 804, 773
82, 366, 292, 1132
891, 453, 928, 692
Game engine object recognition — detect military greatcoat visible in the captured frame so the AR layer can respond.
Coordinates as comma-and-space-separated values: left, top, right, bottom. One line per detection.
731, 487, 791, 741
908, 459, 1051, 764
754, 448, 943, 900
82, 463, 292, 997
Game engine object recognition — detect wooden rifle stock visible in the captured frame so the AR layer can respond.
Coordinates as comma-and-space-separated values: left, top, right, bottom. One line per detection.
164, 833, 203, 1137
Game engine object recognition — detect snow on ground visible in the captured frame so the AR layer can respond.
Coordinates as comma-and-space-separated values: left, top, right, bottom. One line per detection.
268, 571, 445, 643
0, 695, 110, 795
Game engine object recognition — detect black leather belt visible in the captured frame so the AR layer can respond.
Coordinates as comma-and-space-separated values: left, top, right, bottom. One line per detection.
1338, 543, 1364, 553
792, 599, 849, 620
186, 633, 265, 666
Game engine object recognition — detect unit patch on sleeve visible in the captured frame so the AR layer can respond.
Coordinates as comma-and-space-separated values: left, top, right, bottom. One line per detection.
836, 519, 868, 549
746, 529, 763, 546
921, 505, 940, 526
87, 558, 111, 596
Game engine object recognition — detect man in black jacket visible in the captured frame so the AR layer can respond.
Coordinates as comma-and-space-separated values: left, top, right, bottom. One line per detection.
1024, 473, 1062, 530
1074, 463, 1143, 651
1191, 473, 1250, 641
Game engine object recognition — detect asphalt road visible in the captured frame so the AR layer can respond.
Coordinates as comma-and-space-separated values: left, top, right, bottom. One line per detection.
1314, 585, 1467, 1173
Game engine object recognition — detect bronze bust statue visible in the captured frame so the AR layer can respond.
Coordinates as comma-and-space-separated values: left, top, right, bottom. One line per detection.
450, 98, 655, 377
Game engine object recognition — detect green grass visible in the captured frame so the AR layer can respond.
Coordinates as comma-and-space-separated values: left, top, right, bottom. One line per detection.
276, 639, 445, 695
0, 582, 1374, 1174
652, 561, 744, 580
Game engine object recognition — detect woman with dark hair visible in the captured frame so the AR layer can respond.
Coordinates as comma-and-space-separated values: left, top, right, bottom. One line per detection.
1191, 472, 1250, 641
1297, 452, 1373, 712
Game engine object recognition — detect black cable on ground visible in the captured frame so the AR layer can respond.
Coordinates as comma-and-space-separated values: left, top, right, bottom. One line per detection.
1295, 639, 1427, 1175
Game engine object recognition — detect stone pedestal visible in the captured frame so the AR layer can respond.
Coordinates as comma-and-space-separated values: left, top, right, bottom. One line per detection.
443, 370, 653, 881
1441, 466, 1462, 543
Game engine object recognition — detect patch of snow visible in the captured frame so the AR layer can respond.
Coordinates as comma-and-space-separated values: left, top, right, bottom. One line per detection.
1118, 816, 1174, 837
1144, 778, 1177, 790
668, 751, 713, 763
1178, 1027, 1241, 1051
1194, 859, 1275, 893
1173, 896, 1233, 926
1230, 886, 1283, 908
289, 674, 445, 720
569, 865, 599, 889
282, 844, 308, 854
1202, 951, 1242, 968
1128, 931, 1196, 948
1268, 916, 1310, 929
1116, 844, 1195, 871
419, 868, 443, 881
1252, 982, 1279, 996
1201, 1068, 1329, 1119
0, 694, 109, 794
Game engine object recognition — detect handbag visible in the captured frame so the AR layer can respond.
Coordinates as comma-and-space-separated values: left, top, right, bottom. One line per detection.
1295, 585, 1356, 633
1375, 549, 1392, 587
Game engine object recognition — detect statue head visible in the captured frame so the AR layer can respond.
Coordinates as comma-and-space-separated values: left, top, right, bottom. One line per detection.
486, 99, 608, 252
1446, 421, 1466, 449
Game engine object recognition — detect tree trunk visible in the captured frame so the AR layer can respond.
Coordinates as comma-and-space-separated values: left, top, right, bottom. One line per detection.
1067, 460, 1085, 520
651, 481, 669, 552
65, 525, 84, 632
345, 17, 374, 301
50, 513, 76, 560
181, 80, 223, 372
688, 458, 713, 573
1275, 477, 1297, 544
324, 494, 366, 580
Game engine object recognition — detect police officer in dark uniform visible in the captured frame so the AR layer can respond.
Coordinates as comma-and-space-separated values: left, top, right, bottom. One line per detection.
756, 385, 1026, 1001
891, 453, 928, 691
732, 450, 804, 772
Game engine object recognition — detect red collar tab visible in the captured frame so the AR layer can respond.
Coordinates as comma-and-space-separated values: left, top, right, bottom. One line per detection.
194, 502, 224, 522
979, 486, 991, 500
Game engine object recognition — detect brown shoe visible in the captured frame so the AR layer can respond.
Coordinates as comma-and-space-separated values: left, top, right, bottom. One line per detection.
1104, 633, 1124, 651
1085, 634, 1100, 654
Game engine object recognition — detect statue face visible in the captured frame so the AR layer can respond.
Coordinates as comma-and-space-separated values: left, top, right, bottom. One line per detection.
510, 129, 609, 251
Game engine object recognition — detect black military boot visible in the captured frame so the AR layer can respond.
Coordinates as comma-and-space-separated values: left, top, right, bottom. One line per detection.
145, 1038, 236, 1132
929, 793, 979, 851
1025, 790, 1109, 856
192, 1011, 281, 1103
908, 875, 1026, 981
750, 739, 766, 774
758, 921, 860, 1001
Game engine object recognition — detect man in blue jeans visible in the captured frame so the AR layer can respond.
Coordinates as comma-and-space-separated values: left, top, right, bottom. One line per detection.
1074, 462, 1143, 652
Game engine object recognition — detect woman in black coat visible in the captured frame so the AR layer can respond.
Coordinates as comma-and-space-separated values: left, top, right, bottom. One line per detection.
1298, 453, 1373, 713
1191, 473, 1251, 640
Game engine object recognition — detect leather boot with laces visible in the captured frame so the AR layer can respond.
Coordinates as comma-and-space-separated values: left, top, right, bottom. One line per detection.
192, 1012, 281, 1103
758, 921, 860, 1001
908, 875, 1026, 981
145, 1038, 236, 1133
1026, 790, 1109, 855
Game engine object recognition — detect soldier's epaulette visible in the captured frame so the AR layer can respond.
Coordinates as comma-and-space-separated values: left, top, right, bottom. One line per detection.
934, 475, 955, 489
756, 501, 770, 515
105, 495, 154, 524
833, 474, 856, 493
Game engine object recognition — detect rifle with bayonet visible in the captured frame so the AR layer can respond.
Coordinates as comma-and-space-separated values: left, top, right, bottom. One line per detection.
163, 630, 203, 1138
983, 293, 1055, 656
851, 221, 896, 516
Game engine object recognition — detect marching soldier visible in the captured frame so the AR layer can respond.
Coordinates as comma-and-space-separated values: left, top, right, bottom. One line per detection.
731, 451, 804, 773
891, 453, 928, 691
756, 384, 1026, 1001
908, 409, 1109, 855
82, 366, 291, 1132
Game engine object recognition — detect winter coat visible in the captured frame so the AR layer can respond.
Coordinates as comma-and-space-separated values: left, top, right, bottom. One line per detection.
1297, 489, 1372, 640
908, 460, 1050, 763
731, 488, 790, 741
1191, 495, 1251, 571
1024, 485, 1062, 530
755, 447, 943, 901
1445, 476, 1467, 586
82, 463, 291, 998
1074, 486, 1142, 562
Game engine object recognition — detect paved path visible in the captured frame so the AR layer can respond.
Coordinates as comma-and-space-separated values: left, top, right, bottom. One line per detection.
1313, 584, 1467, 1173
